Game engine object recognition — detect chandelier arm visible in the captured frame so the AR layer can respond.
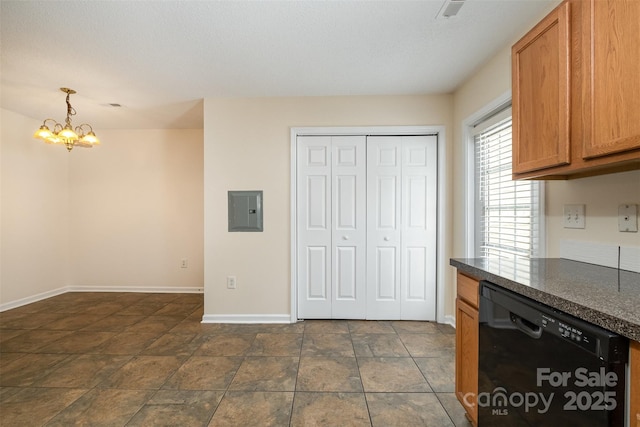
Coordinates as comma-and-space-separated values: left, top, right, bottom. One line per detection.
75, 123, 94, 134
75, 124, 87, 136
41, 118, 58, 127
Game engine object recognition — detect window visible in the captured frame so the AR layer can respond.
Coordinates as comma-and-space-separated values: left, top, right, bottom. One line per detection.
473, 109, 543, 260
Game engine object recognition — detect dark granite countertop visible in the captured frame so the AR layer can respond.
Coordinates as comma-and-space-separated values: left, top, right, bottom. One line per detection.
450, 258, 640, 342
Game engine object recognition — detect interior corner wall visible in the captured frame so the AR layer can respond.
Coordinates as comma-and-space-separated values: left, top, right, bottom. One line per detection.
68, 129, 204, 290
451, 1, 561, 319
1, 108, 69, 305
452, 44, 512, 260
203, 95, 453, 319
1, 113, 204, 308
452, 0, 638, 289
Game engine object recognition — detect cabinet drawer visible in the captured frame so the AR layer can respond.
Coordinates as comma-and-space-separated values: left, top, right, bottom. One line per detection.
457, 272, 479, 308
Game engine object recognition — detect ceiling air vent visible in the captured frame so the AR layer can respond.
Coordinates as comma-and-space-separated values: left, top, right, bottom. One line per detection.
437, 0, 465, 19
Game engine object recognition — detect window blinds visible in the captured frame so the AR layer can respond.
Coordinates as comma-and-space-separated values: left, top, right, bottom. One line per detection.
474, 117, 540, 260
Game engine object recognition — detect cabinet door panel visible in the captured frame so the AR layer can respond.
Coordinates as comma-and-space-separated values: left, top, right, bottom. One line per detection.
582, 0, 640, 159
630, 340, 640, 427
456, 297, 479, 426
512, 2, 571, 174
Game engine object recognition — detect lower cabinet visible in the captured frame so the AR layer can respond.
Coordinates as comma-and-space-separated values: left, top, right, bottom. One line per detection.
454, 268, 638, 427
455, 272, 479, 426
631, 340, 640, 427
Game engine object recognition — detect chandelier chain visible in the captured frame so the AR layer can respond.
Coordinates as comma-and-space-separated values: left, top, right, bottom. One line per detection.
65, 93, 77, 127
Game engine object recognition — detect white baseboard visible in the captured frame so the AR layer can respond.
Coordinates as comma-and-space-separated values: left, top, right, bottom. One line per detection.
0, 286, 68, 312
67, 285, 204, 294
201, 314, 292, 324
442, 314, 456, 329
0, 285, 204, 312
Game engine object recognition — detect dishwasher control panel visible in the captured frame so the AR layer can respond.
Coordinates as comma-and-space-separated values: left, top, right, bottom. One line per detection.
542, 313, 597, 353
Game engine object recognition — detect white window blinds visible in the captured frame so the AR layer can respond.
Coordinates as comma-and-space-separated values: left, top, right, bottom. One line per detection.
474, 114, 541, 260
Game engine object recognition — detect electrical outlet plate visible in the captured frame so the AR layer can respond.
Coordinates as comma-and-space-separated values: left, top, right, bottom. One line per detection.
618, 204, 638, 232
227, 276, 237, 289
563, 204, 585, 229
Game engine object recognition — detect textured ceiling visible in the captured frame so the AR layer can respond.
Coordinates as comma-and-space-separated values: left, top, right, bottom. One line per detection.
0, 0, 558, 129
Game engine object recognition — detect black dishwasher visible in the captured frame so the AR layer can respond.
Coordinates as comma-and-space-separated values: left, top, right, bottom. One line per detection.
478, 281, 628, 427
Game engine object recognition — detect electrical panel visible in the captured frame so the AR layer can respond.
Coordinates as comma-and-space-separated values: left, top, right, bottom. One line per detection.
228, 190, 263, 232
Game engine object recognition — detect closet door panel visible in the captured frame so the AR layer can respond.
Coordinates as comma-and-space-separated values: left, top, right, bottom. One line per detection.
306, 246, 328, 299
297, 136, 332, 318
298, 133, 437, 321
331, 136, 366, 318
367, 137, 402, 319
401, 136, 437, 320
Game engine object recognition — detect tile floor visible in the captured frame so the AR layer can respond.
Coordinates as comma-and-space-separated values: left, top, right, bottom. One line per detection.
0, 292, 472, 426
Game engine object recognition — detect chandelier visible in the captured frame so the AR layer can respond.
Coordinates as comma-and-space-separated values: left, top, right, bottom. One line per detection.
33, 87, 101, 152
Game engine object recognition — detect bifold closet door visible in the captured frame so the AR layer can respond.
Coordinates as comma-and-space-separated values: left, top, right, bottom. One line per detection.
297, 135, 366, 319
366, 135, 437, 320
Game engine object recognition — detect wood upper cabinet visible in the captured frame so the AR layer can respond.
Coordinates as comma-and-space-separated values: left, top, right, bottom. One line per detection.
513, 0, 640, 179
581, 0, 640, 159
512, 2, 571, 174
455, 272, 479, 427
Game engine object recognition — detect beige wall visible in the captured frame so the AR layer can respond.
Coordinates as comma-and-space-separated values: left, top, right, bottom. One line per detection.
545, 170, 640, 254
68, 129, 204, 289
1, 109, 69, 304
5, 0, 636, 317
0, 109, 204, 307
452, 45, 512, 261
203, 95, 453, 318
452, 0, 639, 283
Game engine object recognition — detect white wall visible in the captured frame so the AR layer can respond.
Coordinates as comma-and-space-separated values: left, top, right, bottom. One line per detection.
203, 95, 453, 319
0, 109, 204, 308
1, 109, 69, 304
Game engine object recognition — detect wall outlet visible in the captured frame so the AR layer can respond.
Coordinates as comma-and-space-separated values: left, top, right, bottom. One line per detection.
563, 204, 585, 229
618, 204, 638, 232
181, 258, 188, 268
227, 276, 237, 289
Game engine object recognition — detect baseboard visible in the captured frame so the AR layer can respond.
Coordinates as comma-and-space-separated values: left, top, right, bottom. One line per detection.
0, 285, 204, 312
201, 314, 292, 324
0, 286, 68, 312
67, 285, 204, 294
442, 314, 456, 329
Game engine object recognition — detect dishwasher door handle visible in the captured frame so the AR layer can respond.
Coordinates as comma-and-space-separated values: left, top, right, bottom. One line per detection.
511, 313, 542, 339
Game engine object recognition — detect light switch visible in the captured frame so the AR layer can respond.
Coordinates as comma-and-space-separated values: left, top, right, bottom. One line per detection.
618, 204, 638, 232
563, 204, 585, 229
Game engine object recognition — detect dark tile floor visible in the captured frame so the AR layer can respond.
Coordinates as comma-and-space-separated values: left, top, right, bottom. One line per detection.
0, 292, 472, 426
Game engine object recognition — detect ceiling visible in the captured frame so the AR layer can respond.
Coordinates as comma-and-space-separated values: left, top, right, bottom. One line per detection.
1, 0, 557, 130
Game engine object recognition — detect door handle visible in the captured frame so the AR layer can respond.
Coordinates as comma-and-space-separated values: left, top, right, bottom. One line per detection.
510, 313, 542, 339
384, 237, 390, 241
342, 236, 349, 240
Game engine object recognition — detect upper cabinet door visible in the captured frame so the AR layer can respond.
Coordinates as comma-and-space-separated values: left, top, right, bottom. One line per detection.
581, 0, 640, 159
512, 2, 571, 174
